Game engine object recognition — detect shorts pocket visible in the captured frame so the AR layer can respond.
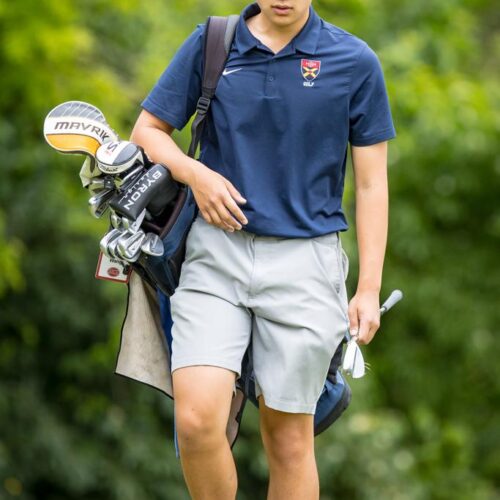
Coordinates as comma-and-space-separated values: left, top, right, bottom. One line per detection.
310, 236, 342, 295
340, 246, 349, 281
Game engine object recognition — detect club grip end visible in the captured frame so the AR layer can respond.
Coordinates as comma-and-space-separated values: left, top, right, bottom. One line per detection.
380, 289, 403, 315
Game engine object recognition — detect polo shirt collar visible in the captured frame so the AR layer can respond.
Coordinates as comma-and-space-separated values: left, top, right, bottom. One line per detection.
235, 2, 321, 56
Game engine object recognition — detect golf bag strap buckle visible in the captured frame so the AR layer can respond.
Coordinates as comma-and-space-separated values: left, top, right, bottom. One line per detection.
196, 96, 211, 115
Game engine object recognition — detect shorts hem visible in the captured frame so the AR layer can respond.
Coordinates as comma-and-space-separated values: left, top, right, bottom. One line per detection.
171, 357, 241, 378
259, 394, 317, 415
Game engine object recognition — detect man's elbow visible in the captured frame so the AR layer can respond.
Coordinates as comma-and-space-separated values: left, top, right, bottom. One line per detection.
129, 110, 174, 143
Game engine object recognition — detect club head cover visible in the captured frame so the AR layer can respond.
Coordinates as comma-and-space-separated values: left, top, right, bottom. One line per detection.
96, 141, 147, 175
109, 164, 179, 221
44, 101, 119, 158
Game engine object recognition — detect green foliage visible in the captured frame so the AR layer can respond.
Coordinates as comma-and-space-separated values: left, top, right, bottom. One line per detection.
0, 0, 498, 498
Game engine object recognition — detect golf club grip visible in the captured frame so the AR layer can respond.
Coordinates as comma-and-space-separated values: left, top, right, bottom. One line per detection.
380, 289, 403, 315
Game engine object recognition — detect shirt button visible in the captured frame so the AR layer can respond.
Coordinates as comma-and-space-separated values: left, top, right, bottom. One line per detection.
268, 76, 275, 82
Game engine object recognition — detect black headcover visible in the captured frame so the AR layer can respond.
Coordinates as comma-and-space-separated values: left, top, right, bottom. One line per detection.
109, 164, 180, 220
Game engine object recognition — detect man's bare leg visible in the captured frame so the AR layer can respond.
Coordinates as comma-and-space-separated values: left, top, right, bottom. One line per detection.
173, 366, 238, 500
258, 396, 319, 500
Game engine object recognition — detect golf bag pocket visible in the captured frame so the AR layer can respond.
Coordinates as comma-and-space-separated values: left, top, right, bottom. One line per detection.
134, 185, 197, 296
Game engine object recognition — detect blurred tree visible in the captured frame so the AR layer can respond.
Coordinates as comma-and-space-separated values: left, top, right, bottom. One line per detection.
0, 1, 187, 499
0, 0, 498, 499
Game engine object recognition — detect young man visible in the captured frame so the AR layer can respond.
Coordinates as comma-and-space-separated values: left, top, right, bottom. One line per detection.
131, 1, 395, 498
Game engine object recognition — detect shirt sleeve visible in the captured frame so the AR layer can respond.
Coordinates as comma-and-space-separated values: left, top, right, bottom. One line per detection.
141, 23, 205, 131
348, 43, 396, 146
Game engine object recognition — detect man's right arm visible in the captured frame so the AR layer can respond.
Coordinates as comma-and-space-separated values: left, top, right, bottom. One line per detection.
130, 109, 248, 232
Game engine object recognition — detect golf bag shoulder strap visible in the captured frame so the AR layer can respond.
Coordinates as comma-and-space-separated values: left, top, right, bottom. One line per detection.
187, 14, 240, 159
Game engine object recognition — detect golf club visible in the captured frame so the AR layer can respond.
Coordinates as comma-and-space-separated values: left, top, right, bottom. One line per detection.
342, 289, 404, 378
115, 230, 135, 260
43, 101, 119, 158
141, 233, 164, 257
107, 232, 126, 259
380, 289, 403, 315
99, 229, 123, 258
114, 165, 145, 190
117, 230, 147, 262
96, 140, 146, 175
87, 177, 106, 195
121, 209, 147, 233
89, 188, 116, 218
110, 210, 123, 230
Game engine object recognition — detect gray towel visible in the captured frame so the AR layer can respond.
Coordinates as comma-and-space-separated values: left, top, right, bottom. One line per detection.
114, 271, 246, 447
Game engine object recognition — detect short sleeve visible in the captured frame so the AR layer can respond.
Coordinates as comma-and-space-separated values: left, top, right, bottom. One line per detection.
348, 44, 396, 146
141, 24, 205, 131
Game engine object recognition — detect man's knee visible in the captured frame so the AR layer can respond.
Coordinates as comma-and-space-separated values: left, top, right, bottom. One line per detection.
175, 403, 222, 451
259, 397, 314, 466
173, 365, 236, 452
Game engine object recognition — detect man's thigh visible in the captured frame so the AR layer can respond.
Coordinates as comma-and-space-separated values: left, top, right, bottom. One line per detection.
250, 232, 349, 414
170, 288, 252, 378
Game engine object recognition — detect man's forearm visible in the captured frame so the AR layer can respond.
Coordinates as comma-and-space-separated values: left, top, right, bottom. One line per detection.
351, 141, 389, 293
130, 119, 199, 186
355, 179, 388, 292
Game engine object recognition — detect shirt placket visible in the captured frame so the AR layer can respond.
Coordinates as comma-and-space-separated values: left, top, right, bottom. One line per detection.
264, 58, 276, 97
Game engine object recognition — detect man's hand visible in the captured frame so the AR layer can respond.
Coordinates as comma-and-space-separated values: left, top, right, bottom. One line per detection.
189, 162, 248, 231
129, 110, 248, 232
347, 289, 380, 345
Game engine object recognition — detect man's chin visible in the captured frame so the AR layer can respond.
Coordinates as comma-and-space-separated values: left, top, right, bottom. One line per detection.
266, 11, 298, 26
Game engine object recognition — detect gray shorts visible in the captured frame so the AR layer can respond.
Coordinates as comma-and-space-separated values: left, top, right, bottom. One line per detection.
169, 214, 350, 414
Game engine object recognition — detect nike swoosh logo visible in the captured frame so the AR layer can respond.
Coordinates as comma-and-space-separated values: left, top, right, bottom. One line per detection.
222, 68, 242, 76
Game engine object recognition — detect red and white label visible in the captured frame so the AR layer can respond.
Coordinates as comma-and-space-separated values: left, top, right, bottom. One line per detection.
95, 252, 131, 284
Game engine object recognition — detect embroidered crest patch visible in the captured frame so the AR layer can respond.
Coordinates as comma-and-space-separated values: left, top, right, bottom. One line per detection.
301, 59, 321, 81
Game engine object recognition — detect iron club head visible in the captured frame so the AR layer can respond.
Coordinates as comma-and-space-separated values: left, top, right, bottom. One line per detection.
89, 188, 115, 218
110, 210, 123, 230
120, 209, 147, 233
99, 229, 122, 258
120, 231, 147, 261
141, 233, 164, 257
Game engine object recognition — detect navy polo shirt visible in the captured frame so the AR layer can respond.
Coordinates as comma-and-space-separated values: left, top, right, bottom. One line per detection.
142, 2, 396, 237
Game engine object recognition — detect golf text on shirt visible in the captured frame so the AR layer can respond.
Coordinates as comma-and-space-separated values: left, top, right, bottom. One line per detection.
142, 2, 396, 238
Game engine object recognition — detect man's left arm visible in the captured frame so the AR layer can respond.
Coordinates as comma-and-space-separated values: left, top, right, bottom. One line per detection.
348, 140, 389, 345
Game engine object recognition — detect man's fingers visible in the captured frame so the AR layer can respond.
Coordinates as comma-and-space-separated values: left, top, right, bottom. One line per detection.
224, 180, 247, 205
200, 209, 212, 225
203, 192, 235, 230
358, 316, 380, 345
348, 292, 381, 345
206, 199, 238, 231
367, 316, 381, 340
192, 171, 247, 230
357, 317, 371, 345
206, 209, 228, 231
348, 303, 359, 338
223, 194, 248, 227
214, 203, 240, 231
